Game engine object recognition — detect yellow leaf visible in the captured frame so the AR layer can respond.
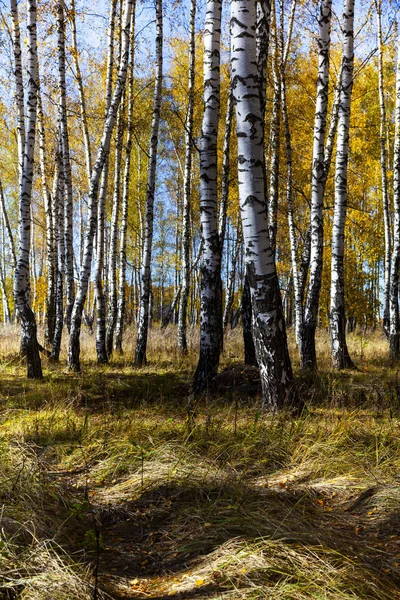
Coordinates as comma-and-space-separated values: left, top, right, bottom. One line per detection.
195, 579, 204, 586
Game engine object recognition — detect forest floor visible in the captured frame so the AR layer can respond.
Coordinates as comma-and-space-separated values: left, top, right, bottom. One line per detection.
0, 326, 400, 599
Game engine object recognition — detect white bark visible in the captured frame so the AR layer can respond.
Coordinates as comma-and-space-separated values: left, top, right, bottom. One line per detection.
10, 0, 25, 190
329, 0, 355, 370
13, 0, 42, 378
300, 0, 332, 370
69, 0, 92, 189
389, 41, 400, 359
231, 0, 296, 410
68, 0, 134, 371
94, 0, 117, 364
178, 0, 196, 355
375, 0, 390, 336
134, 0, 163, 366
115, 3, 136, 354
57, 0, 74, 330
192, 0, 223, 391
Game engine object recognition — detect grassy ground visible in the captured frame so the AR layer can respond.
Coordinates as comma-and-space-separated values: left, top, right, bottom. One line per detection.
0, 325, 400, 599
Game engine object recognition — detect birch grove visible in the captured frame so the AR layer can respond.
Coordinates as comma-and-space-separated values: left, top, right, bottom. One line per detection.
1, 0, 399, 400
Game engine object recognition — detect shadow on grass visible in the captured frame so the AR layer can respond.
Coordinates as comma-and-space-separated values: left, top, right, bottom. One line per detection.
96, 479, 399, 599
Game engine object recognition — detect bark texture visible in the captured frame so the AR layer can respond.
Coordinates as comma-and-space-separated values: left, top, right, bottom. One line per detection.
329, 0, 355, 370
231, 0, 296, 410
192, 0, 223, 392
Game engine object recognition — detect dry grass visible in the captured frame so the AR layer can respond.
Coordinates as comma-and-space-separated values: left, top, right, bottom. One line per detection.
0, 325, 400, 599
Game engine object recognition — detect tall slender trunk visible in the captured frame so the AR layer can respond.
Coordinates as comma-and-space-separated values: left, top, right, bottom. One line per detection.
68, 0, 134, 372
300, 0, 332, 370
0, 180, 16, 269
329, 0, 355, 370
13, 0, 42, 379
52, 141, 65, 361
279, 0, 302, 345
115, 3, 136, 354
57, 0, 74, 331
223, 233, 240, 330
231, 0, 297, 410
268, 9, 280, 255
178, 0, 196, 354
106, 98, 125, 356
10, 0, 25, 190
69, 0, 92, 189
134, 0, 163, 366
37, 89, 57, 348
94, 0, 117, 364
389, 43, 400, 359
192, 0, 223, 391
375, 0, 390, 336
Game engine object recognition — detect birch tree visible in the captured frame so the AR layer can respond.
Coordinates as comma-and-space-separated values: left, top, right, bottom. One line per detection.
57, 0, 75, 330
94, 0, 117, 364
329, 0, 355, 370
178, 0, 196, 355
300, 0, 332, 370
68, 0, 134, 371
134, 0, 163, 366
192, 0, 223, 391
389, 42, 400, 360
115, 3, 136, 354
375, 0, 390, 336
231, 0, 296, 410
13, 0, 42, 378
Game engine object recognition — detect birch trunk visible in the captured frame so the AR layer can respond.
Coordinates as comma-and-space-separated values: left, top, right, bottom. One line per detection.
279, 0, 302, 345
94, 0, 117, 364
13, 0, 42, 378
0, 179, 16, 269
115, 4, 136, 354
10, 0, 25, 190
389, 43, 400, 359
192, 0, 223, 391
51, 142, 65, 361
268, 17, 280, 255
375, 0, 390, 336
300, 0, 332, 370
105, 99, 125, 356
329, 0, 355, 370
134, 0, 163, 366
68, 0, 134, 371
231, 0, 296, 410
69, 0, 92, 188
57, 0, 74, 331
178, 0, 196, 354
37, 89, 57, 349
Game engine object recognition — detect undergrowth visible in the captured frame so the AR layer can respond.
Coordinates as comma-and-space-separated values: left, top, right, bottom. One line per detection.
0, 326, 399, 599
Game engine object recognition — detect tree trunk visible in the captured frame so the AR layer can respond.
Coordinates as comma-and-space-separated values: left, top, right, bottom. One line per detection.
13, 0, 42, 379
375, 0, 390, 337
106, 99, 125, 357
115, 3, 136, 354
51, 141, 65, 361
68, 0, 134, 372
192, 0, 223, 392
329, 0, 355, 370
231, 0, 297, 410
389, 42, 400, 359
57, 0, 74, 331
178, 0, 196, 354
134, 0, 163, 366
69, 0, 92, 189
94, 0, 117, 364
300, 0, 332, 370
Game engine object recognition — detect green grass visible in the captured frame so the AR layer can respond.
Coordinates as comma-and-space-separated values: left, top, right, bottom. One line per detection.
0, 326, 400, 599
